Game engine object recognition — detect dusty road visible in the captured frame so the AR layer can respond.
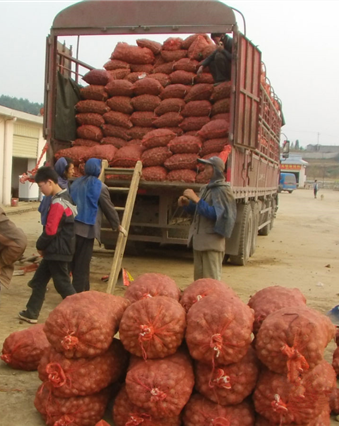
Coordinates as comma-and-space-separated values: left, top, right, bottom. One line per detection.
1, 188, 339, 425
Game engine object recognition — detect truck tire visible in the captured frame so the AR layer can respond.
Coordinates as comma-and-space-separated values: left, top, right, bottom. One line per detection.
250, 201, 260, 257
259, 199, 271, 236
230, 204, 253, 266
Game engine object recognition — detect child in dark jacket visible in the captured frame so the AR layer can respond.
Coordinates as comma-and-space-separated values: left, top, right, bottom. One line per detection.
19, 167, 77, 324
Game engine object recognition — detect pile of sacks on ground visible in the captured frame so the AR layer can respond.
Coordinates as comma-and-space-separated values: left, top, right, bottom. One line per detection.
2, 275, 339, 425
54, 34, 231, 184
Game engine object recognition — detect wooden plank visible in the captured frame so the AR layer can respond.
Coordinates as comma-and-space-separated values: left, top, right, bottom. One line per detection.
106, 161, 142, 294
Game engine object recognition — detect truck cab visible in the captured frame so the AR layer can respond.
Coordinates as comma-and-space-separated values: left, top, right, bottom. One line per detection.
279, 173, 297, 193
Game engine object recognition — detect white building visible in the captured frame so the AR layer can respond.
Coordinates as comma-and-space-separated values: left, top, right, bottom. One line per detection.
280, 154, 308, 187
0, 106, 46, 206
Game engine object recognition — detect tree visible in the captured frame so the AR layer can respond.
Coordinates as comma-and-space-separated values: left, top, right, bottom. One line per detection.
0, 95, 43, 116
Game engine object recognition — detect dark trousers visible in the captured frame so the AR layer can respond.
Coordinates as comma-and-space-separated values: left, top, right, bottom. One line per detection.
71, 235, 94, 293
26, 258, 76, 318
209, 51, 231, 83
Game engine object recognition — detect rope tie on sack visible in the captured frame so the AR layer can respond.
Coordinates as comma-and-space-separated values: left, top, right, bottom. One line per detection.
280, 344, 309, 383
126, 414, 151, 426
210, 334, 223, 358
1, 354, 11, 363
196, 294, 203, 302
138, 324, 154, 360
211, 417, 230, 426
54, 415, 75, 426
271, 394, 288, 426
61, 333, 79, 351
150, 387, 167, 402
142, 293, 153, 299
211, 369, 231, 389
46, 363, 67, 388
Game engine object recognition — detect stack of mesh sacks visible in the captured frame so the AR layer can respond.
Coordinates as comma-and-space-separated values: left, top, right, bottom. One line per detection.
54, 34, 231, 183
249, 286, 336, 426
33, 291, 130, 426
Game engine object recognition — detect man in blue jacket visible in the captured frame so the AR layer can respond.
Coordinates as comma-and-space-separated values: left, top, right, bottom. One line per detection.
178, 156, 236, 281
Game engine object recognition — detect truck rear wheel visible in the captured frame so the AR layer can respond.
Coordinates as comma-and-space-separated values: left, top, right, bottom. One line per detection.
230, 204, 253, 266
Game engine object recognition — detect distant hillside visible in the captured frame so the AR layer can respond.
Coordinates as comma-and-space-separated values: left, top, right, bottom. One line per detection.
0, 95, 43, 116
306, 157, 339, 180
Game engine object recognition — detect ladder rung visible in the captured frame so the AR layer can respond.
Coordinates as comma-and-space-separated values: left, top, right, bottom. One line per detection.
106, 167, 134, 174
107, 187, 130, 192
114, 207, 125, 211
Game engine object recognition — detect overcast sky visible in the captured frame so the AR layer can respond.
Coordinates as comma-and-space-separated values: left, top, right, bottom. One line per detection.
1, 0, 338, 147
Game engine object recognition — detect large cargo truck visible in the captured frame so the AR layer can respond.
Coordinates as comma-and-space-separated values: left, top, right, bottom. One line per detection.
44, 0, 285, 265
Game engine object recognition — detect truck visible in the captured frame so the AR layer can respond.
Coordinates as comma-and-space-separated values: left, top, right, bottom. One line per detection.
44, 0, 286, 266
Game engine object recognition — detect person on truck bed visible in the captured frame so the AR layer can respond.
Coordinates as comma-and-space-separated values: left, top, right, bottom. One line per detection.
69, 158, 123, 293
0, 208, 27, 293
19, 167, 77, 324
178, 156, 236, 281
197, 33, 233, 85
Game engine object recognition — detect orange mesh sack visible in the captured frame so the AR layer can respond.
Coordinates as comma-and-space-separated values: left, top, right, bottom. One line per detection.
38, 339, 127, 397
125, 351, 194, 417
113, 386, 181, 426
103, 59, 130, 70
101, 137, 127, 149
195, 72, 214, 84
183, 394, 255, 426
128, 126, 154, 140
330, 388, 339, 414
82, 144, 118, 163
188, 35, 212, 60
142, 166, 167, 181
119, 296, 186, 359
152, 112, 183, 128
107, 68, 131, 80
76, 113, 105, 128
136, 39, 162, 55
82, 69, 111, 86
75, 100, 110, 115
111, 145, 144, 167
255, 409, 331, 426
141, 147, 172, 167
164, 153, 198, 170
73, 139, 100, 148
186, 293, 254, 366
195, 347, 259, 406
141, 128, 176, 148
80, 85, 108, 102
210, 81, 232, 102
198, 119, 230, 139
124, 273, 180, 303
131, 111, 156, 127
253, 361, 336, 425
147, 73, 171, 87
131, 78, 163, 96
34, 384, 110, 426
173, 58, 199, 73
1, 324, 49, 371
255, 305, 335, 380
153, 60, 175, 74
162, 37, 184, 51
44, 292, 130, 358
180, 278, 237, 313
179, 116, 210, 132
161, 49, 187, 62
160, 84, 191, 99
131, 94, 161, 111
184, 83, 214, 102
167, 169, 197, 183
168, 135, 202, 154
211, 98, 231, 115
103, 111, 133, 128
201, 138, 228, 156
169, 70, 196, 85
181, 100, 212, 117
155, 98, 186, 115
106, 96, 134, 114
102, 124, 132, 140
111, 42, 155, 64
248, 285, 307, 334
77, 125, 103, 141
105, 80, 133, 97
55, 146, 93, 166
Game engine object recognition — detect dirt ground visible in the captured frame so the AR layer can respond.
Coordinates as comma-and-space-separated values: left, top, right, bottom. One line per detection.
1, 188, 339, 425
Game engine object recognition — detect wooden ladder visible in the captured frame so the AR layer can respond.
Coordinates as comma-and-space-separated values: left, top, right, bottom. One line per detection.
101, 160, 143, 294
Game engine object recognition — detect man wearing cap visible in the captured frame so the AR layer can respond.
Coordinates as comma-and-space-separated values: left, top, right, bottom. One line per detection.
178, 156, 236, 281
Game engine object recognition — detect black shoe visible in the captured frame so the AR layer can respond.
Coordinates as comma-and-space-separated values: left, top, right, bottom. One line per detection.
18, 310, 38, 324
